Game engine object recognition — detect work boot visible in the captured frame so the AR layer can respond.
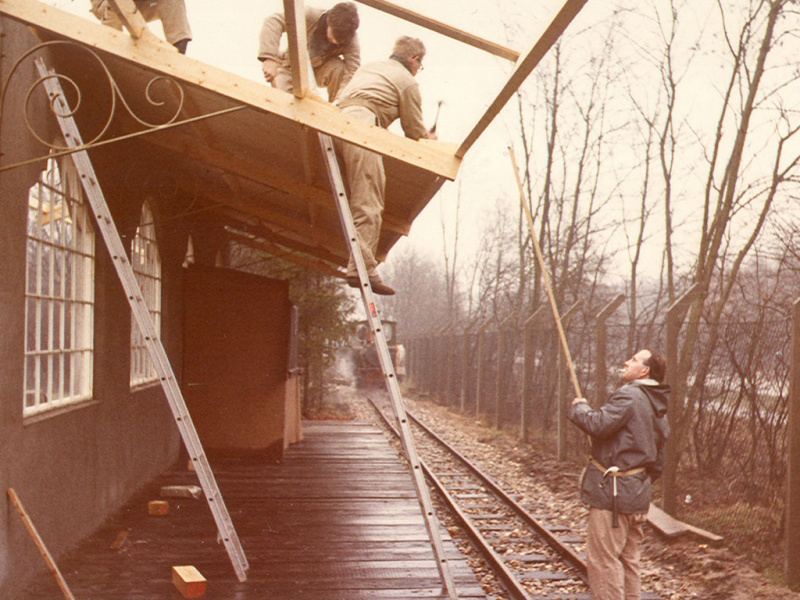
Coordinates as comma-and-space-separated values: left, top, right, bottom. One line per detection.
346, 275, 396, 296
173, 39, 189, 54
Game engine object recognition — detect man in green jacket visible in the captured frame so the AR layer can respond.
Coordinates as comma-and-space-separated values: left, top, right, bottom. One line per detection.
335, 36, 436, 296
258, 3, 360, 102
569, 349, 670, 600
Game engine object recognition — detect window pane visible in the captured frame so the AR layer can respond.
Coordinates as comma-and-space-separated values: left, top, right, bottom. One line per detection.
24, 157, 94, 416
130, 201, 161, 388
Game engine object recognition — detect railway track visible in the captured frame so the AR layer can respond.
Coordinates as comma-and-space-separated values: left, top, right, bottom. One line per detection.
367, 396, 661, 600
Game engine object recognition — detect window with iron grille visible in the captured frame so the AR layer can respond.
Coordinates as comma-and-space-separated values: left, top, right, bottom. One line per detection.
130, 201, 162, 387
24, 157, 95, 416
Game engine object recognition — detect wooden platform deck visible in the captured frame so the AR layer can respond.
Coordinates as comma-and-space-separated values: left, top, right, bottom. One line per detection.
16, 421, 487, 600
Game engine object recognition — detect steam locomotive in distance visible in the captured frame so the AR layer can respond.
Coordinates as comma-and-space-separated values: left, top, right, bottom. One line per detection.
349, 320, 406, 388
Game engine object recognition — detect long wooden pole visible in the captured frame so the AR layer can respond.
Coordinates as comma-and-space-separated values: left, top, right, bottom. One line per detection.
7, 489, 76, 600
509, 148, 582, 399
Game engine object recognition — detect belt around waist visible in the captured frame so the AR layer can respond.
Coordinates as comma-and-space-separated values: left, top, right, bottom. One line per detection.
589, 457, 647, 477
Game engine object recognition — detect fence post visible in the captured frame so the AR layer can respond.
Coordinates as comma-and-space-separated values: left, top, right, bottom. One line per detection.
663, 283, 701, 515
444, 324, 457, 406
475, 321, 490, 419
558, 300, 583, 462
435, 325, 449, 401
494, 314, 515, 429
522, 307, 548, 441
422, 335, 433, 393
593, 294, 626, 402
460, 322, 476, 412
786, 297, 800, 588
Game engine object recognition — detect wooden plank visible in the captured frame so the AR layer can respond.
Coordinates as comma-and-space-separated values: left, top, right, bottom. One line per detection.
13, 422, 488, 600
282, 0, 312, 99
456, 0, 589, 158
646, 503, 688, 539
107, 0, 150, 40
684, 522, 724, 544
353, 0, 519, 62
7, 489, 77, 600
138, 128, 410, 237
0, 0, 461, 180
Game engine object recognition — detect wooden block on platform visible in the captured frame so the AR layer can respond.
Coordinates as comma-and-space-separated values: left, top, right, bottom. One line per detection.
110, 529, 131, 550
161, 485, 202, 500
148, 500, 169, 516
172, 565, 207, 598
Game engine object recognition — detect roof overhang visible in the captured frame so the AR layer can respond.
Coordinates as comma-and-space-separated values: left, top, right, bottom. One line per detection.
0, 0, 588, 275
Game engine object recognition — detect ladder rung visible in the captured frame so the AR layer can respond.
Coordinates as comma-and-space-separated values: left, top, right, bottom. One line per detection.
36, 57, 248, 583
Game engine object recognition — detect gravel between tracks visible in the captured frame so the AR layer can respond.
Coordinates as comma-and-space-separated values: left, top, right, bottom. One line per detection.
327, 384, 800, 600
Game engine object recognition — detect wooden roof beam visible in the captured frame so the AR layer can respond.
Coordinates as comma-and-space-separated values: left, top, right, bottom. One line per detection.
353, 0, 518, 62
139, 126, 410, 236
225, 225, 345, 279
107, 0, 151, 40
0, 0, 461, 180
456, 0, 589, 158
282, 0, 314, 99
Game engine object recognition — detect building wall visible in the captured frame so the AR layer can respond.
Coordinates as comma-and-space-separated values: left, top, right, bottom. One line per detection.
0, 21, 183, 599
0, 19, 293, 598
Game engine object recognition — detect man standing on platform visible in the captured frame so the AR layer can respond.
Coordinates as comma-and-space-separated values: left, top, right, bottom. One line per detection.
334, 35, 436, 296
90, 0, 192, 54
258, 2, 360, 102
568, 349, 670, 600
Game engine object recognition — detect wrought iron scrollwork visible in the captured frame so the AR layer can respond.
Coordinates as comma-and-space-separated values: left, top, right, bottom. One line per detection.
0, 39, 245, 173
3, 40, 185, 153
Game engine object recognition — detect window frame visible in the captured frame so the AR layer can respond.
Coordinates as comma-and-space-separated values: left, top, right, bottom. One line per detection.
23, 156, 96, 417
130, 200, 162, 388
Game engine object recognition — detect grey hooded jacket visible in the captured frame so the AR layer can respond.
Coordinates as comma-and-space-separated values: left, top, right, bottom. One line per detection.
568, 379, 670, 514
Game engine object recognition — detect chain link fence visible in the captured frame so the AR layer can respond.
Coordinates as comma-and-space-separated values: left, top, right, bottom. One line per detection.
405, 314, 790, 570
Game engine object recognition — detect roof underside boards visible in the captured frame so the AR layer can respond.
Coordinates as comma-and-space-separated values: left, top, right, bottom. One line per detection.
0, 0, 458, 271
1, 0, 589, 273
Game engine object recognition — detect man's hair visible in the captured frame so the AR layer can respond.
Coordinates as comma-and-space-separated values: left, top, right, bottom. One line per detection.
392, 36, 426, 60
327, 2, 359, 44
644, 349, 666, 383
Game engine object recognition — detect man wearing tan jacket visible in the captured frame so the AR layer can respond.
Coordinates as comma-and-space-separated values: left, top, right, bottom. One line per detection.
90, 0, 192, 54
335, 36, 436, 296
258, 3, 360, 102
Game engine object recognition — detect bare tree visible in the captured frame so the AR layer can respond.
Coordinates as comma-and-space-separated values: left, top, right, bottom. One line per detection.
647, 0, 800, 512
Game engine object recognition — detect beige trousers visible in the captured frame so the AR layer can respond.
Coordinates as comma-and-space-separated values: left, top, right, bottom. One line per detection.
338, 105, 385, 279
586, 507, 648, 600
91, 0, 192, 45
273, 58, 347, 102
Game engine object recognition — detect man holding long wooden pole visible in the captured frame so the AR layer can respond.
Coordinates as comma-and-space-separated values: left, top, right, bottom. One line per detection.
568, 350, 670, 600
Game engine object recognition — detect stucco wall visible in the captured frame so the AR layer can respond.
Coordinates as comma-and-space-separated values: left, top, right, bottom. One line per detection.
0, 22, 181, 598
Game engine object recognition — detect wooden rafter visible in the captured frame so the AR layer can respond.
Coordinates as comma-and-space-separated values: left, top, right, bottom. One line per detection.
137, 127, 410, 236
226, 226, 345, 279
0, 0, 461, 180
353, 0, 519, 62
107, 0, 150, 40
456, 0, 589, 158
282, 0, 313, 99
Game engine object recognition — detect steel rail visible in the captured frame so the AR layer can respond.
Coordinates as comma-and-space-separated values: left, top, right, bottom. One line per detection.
407, 410, 588, 580
368, 398, 535, 600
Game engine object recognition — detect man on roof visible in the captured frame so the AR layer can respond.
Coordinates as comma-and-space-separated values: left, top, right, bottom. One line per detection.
258, 2, 360, 102
90, 0, 192, 54
334, 35, 437, 296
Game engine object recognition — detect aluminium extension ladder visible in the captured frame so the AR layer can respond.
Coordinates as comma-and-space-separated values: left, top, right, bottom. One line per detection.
318, 133, 458, 600
35, 58, 249, 582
